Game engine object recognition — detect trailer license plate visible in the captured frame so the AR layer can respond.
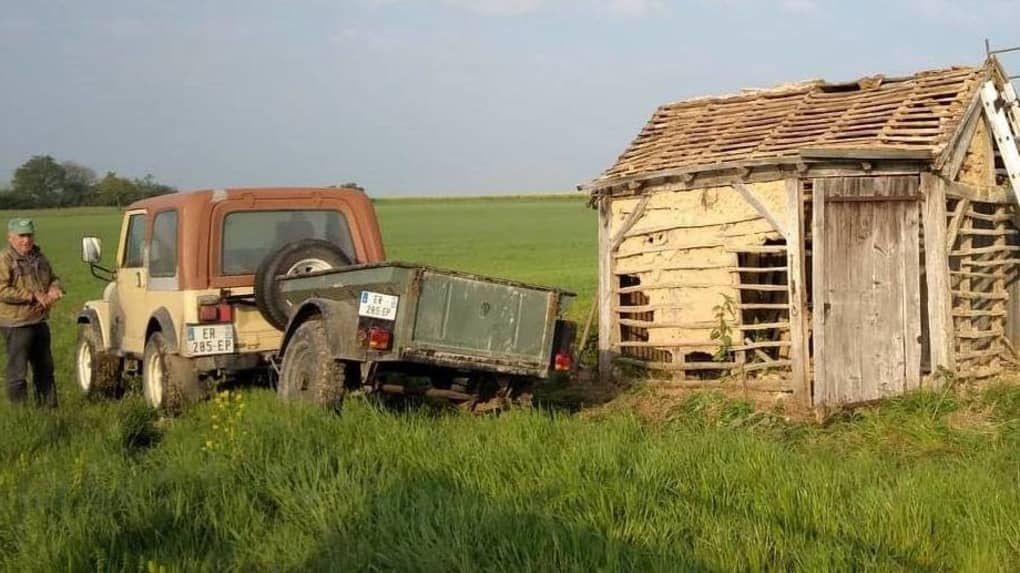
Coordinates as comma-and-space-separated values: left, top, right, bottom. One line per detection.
186, 324, 235, 356
359, 291, 399, 320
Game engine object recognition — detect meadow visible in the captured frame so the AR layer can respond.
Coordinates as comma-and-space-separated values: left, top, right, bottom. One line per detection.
0, 196, 1018, 571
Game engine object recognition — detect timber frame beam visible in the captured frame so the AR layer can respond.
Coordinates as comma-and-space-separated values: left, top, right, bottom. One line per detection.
582, 157, 927, 199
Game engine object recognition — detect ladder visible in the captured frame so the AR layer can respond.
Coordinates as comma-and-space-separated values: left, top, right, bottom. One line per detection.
980, 80, 1020, 204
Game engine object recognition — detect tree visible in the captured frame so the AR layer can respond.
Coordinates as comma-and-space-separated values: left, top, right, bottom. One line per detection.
61, 161, 98, 206
5, 156, 176, 208
96, 172, 139, 208
133, 174, 174, 199
11, 155, 66, 207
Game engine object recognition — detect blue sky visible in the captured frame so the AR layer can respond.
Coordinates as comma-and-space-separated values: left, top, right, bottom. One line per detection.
2, 0, 1019, 196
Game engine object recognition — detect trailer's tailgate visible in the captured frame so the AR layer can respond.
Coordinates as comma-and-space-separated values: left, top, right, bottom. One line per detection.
412, 271, 554, 362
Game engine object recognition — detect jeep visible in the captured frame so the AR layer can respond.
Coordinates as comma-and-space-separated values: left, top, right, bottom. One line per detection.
76, 186, 384, 410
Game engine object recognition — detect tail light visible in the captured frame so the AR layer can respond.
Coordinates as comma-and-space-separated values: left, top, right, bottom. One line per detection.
554, 352, 573, 372
198, 300, 233, 323
367, 327, 392, 351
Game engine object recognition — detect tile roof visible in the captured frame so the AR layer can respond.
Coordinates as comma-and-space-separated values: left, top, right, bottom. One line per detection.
593, 64, 989, 188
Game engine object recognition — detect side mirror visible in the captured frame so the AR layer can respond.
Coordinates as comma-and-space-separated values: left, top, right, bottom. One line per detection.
81, 236, 102, 264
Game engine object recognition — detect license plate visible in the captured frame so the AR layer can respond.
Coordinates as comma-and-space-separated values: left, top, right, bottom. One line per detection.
358, 291, 399, 320
185, 324, 235, 356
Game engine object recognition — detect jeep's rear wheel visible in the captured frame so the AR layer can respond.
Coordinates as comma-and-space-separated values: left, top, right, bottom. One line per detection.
142, 332, 205, 414
278, 318, 347, 410
255, 239, 352, 330
75, 322, 123, 398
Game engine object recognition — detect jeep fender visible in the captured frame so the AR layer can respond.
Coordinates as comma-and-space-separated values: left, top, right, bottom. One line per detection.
279, 298, 365, 362
146, 307, 179, 354
77, 307, 111, 351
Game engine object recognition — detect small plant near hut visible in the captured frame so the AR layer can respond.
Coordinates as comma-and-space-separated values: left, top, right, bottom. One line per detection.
710, 293, 736, 362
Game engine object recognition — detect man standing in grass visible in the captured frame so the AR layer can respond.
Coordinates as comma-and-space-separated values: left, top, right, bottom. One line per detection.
0, 218, 63, 407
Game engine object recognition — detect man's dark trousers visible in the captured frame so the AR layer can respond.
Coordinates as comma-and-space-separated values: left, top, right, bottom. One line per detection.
3, 322, 57, 407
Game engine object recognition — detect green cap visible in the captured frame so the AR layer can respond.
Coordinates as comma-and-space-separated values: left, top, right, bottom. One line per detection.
7, 218, 34, 235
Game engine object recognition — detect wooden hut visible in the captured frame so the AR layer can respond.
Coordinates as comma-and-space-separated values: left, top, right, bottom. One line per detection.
583, 58, 1020, 410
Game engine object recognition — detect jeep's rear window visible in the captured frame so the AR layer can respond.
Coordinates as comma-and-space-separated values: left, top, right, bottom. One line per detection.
221, 210, 355, 276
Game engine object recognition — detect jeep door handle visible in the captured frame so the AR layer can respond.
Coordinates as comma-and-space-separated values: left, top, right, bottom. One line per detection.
135, 272, 141, 288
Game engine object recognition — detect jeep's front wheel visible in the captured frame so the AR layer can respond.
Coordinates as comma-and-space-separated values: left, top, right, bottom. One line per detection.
75, 322, 123, 399
142, 332, 204, 414
278, 318, 347, 410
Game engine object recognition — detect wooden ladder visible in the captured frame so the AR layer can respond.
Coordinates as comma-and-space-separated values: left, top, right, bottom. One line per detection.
980, 80, 1020, 203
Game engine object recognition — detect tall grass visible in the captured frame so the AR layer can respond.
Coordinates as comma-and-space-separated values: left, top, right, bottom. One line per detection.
0, 386, 1018, 571
0, 200, 1017, 571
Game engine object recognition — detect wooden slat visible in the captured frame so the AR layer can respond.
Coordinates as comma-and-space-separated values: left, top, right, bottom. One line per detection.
945, 197, 969, 249
732, 181, 788, 237
609, 195, 650, 253
945, 181, 1012, 204
728, 266, 789, 273
955, 328, 1004, 339
962, 258, 1020, 269
922, 173, 955, 376
950, 270, 1005, 279
952, 308, 1007, 317
956, 347, 1003, 361
992, 205, 1008, 371
959, 227, 1018, 236
617, 340, 791, 351
726, 245, 787, 254
737, 303, 790, 310
615, 282, 788, 294
618, 318, 718, 329
811, 175, 826, 408
741, 360, 793, 372
597, 196, 614, 383
738, 321, 789, 331
965, 210, 1013, 222
949, 245, 1020, 256
952, 290, 1009, 300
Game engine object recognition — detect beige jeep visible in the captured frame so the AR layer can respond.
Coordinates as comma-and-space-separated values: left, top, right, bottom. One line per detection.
76, 186, 385, 410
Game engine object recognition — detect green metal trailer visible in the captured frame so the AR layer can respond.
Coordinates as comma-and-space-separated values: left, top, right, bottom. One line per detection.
273, 262, 576, 409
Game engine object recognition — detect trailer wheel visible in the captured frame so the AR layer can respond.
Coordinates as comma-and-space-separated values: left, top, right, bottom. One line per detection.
278, 318, 347, 410
255, 239, 352, 330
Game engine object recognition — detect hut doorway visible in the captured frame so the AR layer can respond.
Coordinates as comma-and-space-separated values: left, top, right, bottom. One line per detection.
812, 176, 923, 406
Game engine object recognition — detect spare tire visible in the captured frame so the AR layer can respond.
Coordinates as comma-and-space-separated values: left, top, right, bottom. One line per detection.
255, 239, 353, 330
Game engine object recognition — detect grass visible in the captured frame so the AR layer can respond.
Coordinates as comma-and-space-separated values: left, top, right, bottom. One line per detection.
0, 199, 1018, 571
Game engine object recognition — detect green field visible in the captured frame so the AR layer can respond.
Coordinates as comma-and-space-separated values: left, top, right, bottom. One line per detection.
1, 197, 1019, 571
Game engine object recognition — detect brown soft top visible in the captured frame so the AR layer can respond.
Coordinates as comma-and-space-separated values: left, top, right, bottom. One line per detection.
126, 186, 368, 211
125, 186, 385, 291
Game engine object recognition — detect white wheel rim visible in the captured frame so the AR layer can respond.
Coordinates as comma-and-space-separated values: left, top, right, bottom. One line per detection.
145, 355, 164, 408
286, 258, 333, 276
77, 342, 93, 391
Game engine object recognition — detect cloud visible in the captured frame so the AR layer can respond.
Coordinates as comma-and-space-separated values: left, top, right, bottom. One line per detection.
779, 0, 817, 13
442, 0, 545, 14
438, 0, 665, 17
600, 0, 666, 16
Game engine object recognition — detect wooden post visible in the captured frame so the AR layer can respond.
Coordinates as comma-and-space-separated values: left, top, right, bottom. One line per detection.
785, 178, 811, 406
597, 195, 615, 384
811, 179, 826, 409
921, 173, 956, 379
993, 205, 1008, 372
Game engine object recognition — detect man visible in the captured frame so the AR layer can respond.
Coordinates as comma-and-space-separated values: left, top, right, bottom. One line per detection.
0, 218, 63, 407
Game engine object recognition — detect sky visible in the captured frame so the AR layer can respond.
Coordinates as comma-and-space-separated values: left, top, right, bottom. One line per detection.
2, 0, 1020, 196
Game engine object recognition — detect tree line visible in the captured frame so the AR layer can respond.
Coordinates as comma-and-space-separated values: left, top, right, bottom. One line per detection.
0, 155, 176, 209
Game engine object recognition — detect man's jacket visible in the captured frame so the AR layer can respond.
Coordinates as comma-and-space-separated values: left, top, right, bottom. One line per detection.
0, 245, 61, 327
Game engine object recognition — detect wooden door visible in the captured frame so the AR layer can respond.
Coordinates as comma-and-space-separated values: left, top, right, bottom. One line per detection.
812, 176, 922, 406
